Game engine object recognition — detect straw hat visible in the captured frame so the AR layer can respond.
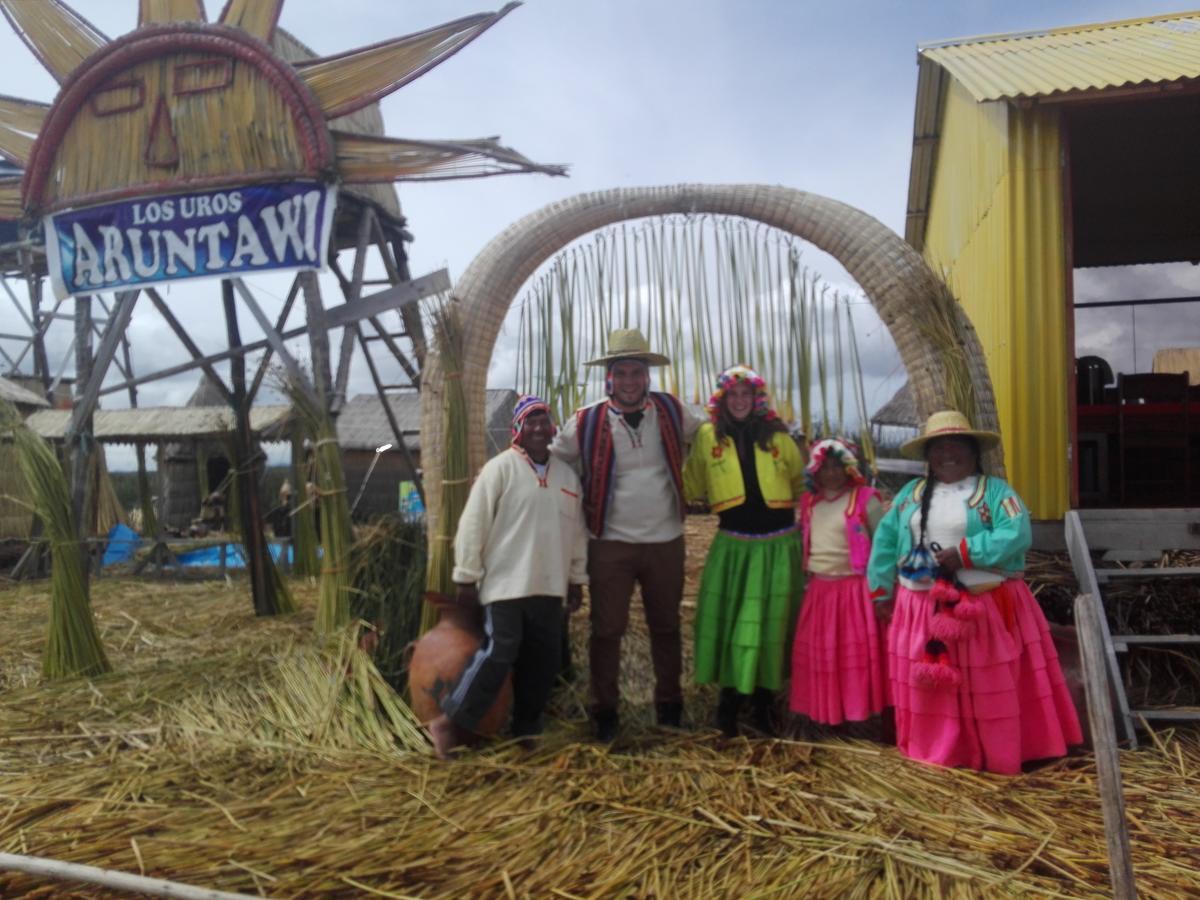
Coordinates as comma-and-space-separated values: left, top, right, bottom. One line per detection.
900, 409, 1000, 460
584, 328, 670, 367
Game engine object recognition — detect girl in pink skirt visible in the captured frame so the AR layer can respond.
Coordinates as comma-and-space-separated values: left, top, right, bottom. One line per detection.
867, 411, 1082, 774
789, 438, 887, 727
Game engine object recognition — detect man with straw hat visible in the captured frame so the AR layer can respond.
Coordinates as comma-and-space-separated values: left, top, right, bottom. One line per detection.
552, 328, 703, 741
428, 396, 588, 758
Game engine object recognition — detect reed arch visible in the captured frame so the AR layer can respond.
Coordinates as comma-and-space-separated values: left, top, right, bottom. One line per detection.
420, 183, 999, 532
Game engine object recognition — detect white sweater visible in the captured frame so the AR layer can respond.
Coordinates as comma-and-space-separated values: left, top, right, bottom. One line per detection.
452, 448, 589, 604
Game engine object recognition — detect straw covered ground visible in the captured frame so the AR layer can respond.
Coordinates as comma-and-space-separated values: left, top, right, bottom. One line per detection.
2, 518, 1200, 898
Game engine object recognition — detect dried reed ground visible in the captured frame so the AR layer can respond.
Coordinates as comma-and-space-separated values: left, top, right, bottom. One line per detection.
1, 518, 1199, 898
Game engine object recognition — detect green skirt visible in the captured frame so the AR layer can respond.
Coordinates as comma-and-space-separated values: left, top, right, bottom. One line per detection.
693, 526, 804, 693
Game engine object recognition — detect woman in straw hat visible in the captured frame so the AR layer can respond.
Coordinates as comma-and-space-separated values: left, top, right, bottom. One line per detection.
867, 411, 1081, 774
683, 365, 805, 737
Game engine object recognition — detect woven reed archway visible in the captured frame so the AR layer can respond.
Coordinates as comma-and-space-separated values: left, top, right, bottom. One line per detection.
421, 184, 999, 533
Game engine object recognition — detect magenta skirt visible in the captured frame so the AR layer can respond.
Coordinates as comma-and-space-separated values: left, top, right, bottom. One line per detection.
889, 580, 1083, 775
789, 574, 886, 725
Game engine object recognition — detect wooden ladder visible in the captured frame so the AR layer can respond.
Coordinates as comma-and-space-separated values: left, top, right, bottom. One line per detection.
1064, 509, 1200, 748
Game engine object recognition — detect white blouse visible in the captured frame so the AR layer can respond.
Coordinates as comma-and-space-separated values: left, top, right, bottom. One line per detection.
901, 476, 1001, 592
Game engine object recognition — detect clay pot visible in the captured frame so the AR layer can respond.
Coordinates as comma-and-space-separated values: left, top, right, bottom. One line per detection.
407, 594, 512, 736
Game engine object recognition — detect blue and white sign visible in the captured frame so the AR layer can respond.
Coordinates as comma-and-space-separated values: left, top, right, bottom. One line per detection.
45, 180, 338, 299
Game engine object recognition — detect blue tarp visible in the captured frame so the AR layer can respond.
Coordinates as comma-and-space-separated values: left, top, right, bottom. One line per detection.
174, 542, 294, 568
101, 523, 140, 567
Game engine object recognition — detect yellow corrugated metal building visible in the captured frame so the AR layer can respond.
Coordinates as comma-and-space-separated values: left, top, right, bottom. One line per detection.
906, 11, 1200, 519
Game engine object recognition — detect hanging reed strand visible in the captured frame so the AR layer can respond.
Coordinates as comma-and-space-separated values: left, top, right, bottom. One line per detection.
287, 384, 353, 633
422, 304, 470, 635
3, 406, 110, 679
513, 215, 873, 438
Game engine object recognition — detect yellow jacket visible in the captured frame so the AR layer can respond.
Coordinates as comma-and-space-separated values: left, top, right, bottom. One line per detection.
683, 423, 804, 513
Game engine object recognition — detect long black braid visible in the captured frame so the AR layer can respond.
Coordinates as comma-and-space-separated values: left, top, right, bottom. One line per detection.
917, 436, 983, 546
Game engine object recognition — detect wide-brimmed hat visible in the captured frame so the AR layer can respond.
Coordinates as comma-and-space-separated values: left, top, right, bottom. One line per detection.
584, 328, 670, 367
900, 409, 1000, 460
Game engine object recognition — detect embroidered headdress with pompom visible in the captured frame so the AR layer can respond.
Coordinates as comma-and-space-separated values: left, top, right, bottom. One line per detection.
804, 437, 866, 493
706, 364, 777, 424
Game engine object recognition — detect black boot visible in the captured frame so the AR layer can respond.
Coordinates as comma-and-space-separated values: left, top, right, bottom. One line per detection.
593, 707, 619, 743
751, 688, 776, 736
656, 701, 683, 728
716, 688, 743, 738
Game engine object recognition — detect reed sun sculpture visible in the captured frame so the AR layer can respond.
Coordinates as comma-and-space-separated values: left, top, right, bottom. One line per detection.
0, 0, 562, 657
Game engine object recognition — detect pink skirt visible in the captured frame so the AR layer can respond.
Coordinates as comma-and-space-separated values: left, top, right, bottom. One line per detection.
889, 580, 1083, 775
789, 574, 886, 725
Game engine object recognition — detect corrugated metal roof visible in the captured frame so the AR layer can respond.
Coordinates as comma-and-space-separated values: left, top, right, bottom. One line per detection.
337, 389, 516, 453
921, 11, 1200, 102
0, 376, 49, 408
23, 405, 291, 443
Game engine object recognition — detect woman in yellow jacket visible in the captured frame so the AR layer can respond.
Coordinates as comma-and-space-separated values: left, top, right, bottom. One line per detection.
683, 365, 805, 736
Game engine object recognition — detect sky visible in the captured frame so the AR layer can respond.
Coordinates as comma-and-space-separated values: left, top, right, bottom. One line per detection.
1, 0, 1198, 468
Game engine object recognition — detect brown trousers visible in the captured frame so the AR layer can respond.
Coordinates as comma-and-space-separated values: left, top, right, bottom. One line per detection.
587, 536, 685, 711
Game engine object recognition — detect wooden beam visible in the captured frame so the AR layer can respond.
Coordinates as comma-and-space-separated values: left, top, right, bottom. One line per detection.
143, 288, 234, 405
365, 314, 420, 386
65, 292, 138, 444
1074, 592, 1137, 900
248, 276, 301, 403
222, 280, 274, 617
355, 323, 423, 508
230, 278, 315, 403
333, 208, 375, 406
97, 270, 449, 398
1065, 510, 1137, 747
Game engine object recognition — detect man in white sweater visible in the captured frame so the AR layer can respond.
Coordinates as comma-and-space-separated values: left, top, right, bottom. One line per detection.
428, 396, 587, 758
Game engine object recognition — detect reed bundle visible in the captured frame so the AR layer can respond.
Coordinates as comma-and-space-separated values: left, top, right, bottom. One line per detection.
512, 215, 873, 449
423, 304, 471, 634
0, 439, 35, 539
334, 133, 566, 182
348, 514, 427, 689
289, 430, 321, 577
84, 444, 126, 538
1, 562, 1200, 897
913, 277, 978, 423
4, 410, 110, 680
287, 386, 353, 633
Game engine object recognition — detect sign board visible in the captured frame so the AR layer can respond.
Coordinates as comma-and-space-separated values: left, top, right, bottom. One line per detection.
45, 180, 337, 299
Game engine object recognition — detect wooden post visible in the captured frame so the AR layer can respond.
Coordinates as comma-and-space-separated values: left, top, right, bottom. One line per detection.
69, 296, 94, 569
331, 208, 374, 409
300, 270, 333, 409
222, 280, 276, 616
1074, 592, 1137, 899
20, 236, 53, 401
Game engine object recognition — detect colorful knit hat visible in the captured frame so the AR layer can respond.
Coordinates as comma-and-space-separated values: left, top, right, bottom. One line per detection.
804, 437, 865, 492
511, 394, 555, 443
706, 364, 777, 423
